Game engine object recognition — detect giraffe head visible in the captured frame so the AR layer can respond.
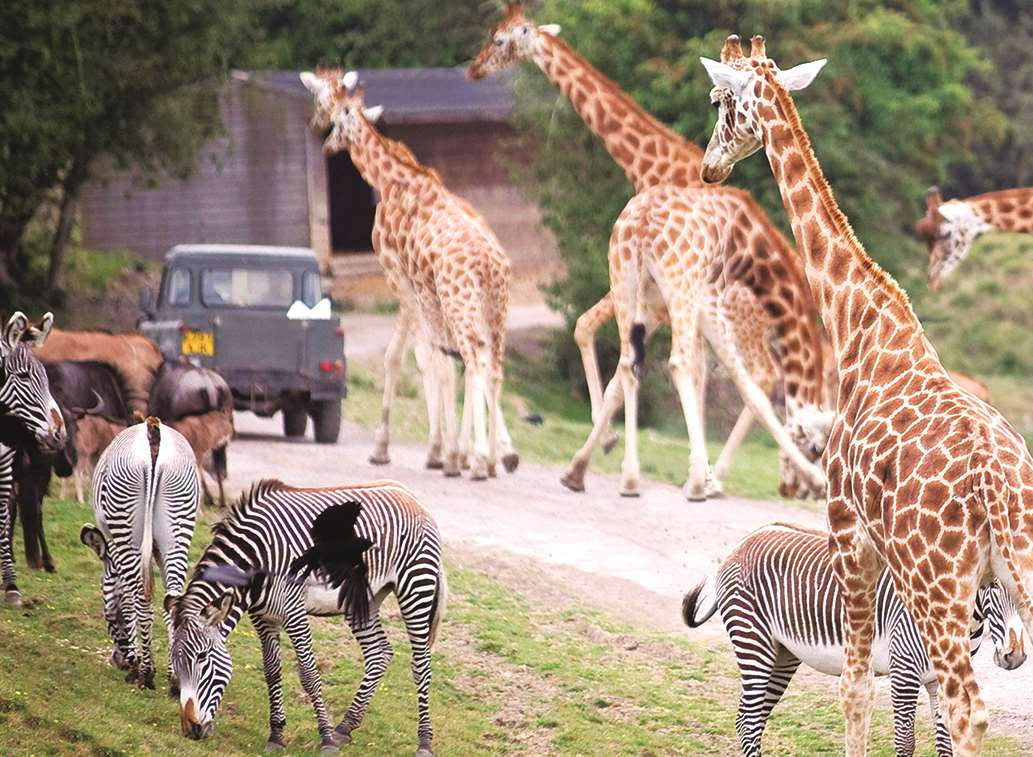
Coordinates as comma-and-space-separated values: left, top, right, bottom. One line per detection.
467, 2, 561, 80
779, 399, 834, 499
698, 35, 826, 184
299, 66, 348, 132
322, 72, 384, 155
915, 188, 992, 289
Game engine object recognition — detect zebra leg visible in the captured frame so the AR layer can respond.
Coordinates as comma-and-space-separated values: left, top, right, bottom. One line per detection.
110, 545, 154, 688
924, 680, 953, 757
888, 646, 922, 757
334, 614, 393, 743
252, 616, 288, 750
400, 576, 438, 757
282, 609, 336, 751
0, 446, 19, 605
760, 646, 801, 723
728, 621, 778, 756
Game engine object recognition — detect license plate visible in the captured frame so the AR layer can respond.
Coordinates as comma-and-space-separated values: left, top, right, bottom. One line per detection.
181, 330, 214, 357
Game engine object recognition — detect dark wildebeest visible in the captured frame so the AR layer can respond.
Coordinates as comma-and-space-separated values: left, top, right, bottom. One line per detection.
9, 361, 130, 571
148, 361, 234, 507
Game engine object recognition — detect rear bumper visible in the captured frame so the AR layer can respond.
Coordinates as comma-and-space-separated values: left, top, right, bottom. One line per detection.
226, 369, 345, 414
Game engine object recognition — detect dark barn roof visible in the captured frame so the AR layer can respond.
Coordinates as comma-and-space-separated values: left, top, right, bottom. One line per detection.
244, 67, 515, 125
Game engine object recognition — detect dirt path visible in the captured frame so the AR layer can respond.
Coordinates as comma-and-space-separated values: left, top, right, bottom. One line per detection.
225, 411, 1033, 749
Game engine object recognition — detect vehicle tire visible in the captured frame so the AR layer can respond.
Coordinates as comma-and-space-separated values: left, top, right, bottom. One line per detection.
282, 408, 308, 438
312, 399, 342, 444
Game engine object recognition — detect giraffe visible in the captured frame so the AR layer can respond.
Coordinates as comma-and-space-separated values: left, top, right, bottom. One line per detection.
303, 71, 518, 480
301, 68, 448, 471
699, 34, 1033, 755
562, 183, 827, 500
469, 2, 831, 497
916, 186, 1033, 289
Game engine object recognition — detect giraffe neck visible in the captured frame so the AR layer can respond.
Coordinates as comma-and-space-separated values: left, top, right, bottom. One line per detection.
531, 34, 703, 191
963, 188, 1033, 234
759, 79, 932, 384
347, 122, 434, 193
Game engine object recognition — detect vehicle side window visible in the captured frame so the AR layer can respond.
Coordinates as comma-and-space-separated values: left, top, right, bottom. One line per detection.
302, 270, 322, 307
165, 268, 191, 307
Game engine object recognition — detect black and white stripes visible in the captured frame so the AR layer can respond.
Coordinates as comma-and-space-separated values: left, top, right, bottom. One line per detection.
81, 418, 200, 689
165, 478, 445, 756
683, 523, 1024, 756
0, 311, 66, 606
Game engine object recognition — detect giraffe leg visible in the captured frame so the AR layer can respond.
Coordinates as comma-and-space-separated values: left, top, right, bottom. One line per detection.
669, 320, 710, 501
711, 406, 754, 495
561, 370, 626, 492
829, 501, 883, 757
494, 401, 518, 473
413, 337, 445, 470
458, 383, 472, 471
437, 353, 461, 477
466, 353, 492, 481
617, 353, 643, 496
370, 310, 415, 466
914, 609, 988, 755
574, 294, 621, 454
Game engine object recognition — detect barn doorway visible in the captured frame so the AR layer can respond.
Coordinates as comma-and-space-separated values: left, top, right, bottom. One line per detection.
326, 151, 376, 253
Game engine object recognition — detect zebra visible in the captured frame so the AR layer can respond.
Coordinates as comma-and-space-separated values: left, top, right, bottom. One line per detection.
0, 311, 67, 606
681, 522, 1026, 757
80, 416, 200, 689
164, 478, 446, 756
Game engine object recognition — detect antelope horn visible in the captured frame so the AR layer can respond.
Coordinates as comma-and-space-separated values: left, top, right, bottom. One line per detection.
750, 35, 766, 58
721, 34, 745, 63
70, 389, 106, 418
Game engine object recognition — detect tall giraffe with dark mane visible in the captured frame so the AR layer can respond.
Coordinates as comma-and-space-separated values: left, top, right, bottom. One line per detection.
470, 2, 831, 496
916, 186, 1033, 288
303, 72, 518, 480
700, 34, 1033, 755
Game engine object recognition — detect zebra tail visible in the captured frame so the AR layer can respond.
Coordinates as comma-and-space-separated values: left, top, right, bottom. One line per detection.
681, 572, 719, 628
141, 417, 161, 602
428, 569, 448, 650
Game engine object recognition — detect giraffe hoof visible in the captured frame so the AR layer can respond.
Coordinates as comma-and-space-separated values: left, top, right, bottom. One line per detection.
560, 472, 584, 492
470, 468, 489, 481
425, 456, 444, 470
442, 462, 461, 477
4, 588, 22, 607
501, 453, 519, 473
601, 433, 620, 455
619, 489, 641, 498
368, 451, 390, 466
683, 483, 707, 502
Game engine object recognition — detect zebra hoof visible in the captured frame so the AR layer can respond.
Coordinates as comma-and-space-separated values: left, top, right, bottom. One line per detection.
139, 670, 156, 690
264, 741, 285, 753
415, 749, 434, 757
332, 728, 352, 745
501, 453, 519, 473
319, 742, 340, 754
4, 588, 22, 607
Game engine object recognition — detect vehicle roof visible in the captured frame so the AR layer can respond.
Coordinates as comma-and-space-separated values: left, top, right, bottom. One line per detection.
166, 244, 318, 263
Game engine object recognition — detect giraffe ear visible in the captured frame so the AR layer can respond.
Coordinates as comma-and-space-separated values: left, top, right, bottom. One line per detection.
776, 59, 827, 92
299, 72, 326, 95
538, 24, 561, 36
363, 105, 384, 124
699, 57, 750, 97
342, 70, 359, 92
936, 202, 971, 223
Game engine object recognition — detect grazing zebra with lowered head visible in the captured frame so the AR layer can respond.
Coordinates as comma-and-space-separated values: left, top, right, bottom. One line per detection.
0, 311, 67, 606
164, 479, 445, 756
682, 523, 1026, 757
80, 416, 200, 689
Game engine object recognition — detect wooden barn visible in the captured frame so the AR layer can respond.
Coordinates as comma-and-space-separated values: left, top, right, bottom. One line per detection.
78, 68, 559, 301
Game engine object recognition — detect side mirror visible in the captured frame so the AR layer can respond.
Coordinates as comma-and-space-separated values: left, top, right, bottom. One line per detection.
138, 287, 155, 316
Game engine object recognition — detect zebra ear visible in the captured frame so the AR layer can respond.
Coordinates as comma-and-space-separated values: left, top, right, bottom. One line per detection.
203, 591, 234, 627
30, 313, 53, 347
2, 312, 29, 352
80, 524, 108, 561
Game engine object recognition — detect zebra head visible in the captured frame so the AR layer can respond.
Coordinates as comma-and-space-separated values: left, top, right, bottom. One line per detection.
980, 581, 1027, 671
165, 591, 235, 739
80, 525, 132, 670
0, 312, 65, 452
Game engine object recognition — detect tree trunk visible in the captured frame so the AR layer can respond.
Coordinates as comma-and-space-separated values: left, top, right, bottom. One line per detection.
46, 188, 78, 291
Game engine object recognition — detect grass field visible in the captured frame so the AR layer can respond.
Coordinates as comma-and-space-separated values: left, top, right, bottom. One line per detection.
2, 498, 1017, 756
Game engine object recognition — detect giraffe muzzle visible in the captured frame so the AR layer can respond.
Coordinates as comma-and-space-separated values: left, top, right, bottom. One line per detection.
700, 162, 732, 184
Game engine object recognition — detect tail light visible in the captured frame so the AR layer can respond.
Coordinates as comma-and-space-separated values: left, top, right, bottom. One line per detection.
335, 326, 344, 337
320, 359, 344, 374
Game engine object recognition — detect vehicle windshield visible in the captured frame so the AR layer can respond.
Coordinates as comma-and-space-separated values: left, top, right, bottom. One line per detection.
201, 268, 294, 308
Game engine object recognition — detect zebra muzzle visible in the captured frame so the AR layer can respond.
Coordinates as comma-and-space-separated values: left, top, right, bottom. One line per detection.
181, 699, 212, 740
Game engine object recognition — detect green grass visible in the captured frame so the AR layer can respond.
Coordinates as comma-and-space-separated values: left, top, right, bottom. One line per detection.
63, 246, 153, 293
345, 348, 789, 503
2, 498, 1018, 756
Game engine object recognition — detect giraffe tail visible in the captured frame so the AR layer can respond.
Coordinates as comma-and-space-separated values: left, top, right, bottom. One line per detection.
630, 323, 647, 377
980, 450, 1033, 634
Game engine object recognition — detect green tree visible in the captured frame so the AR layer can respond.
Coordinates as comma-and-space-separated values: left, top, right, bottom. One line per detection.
242, 0, 500, 69
0, 0, 263, 306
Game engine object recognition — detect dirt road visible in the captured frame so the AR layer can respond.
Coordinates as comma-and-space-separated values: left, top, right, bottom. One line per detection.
226, 411, 1033, 750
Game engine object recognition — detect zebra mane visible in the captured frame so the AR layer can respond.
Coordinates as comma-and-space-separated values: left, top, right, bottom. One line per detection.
209, 478, 291, 539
